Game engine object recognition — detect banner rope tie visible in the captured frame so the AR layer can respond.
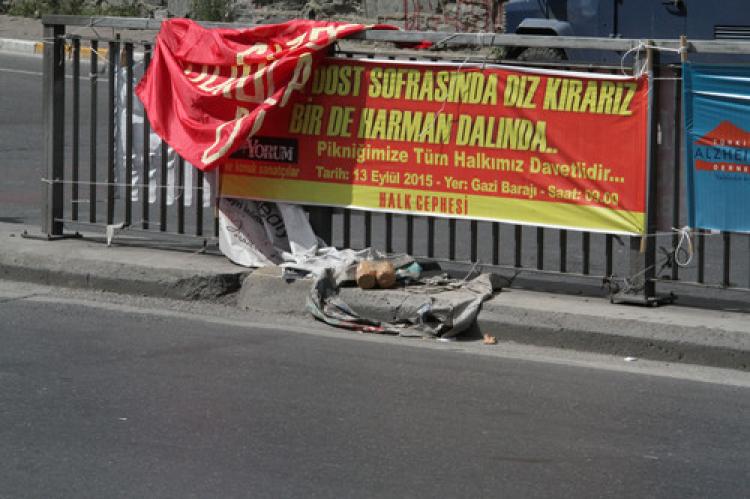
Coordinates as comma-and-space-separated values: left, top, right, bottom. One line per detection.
672, 225, 694, 267
621, 41, 686, 77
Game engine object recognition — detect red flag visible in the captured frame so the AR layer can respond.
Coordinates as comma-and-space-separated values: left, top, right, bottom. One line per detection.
136, 19, 384, 171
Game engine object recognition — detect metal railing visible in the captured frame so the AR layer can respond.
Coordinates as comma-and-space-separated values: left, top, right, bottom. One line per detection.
40, 15, 750, 307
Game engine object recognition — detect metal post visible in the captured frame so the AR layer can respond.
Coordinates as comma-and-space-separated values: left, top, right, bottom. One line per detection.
406, 215, 414, 255
106, 40, 118, 225
470, 220, 478, 262
142, 44, 151, 230
642, 46, 659, 301
514, 225, 522, 267
559, 229, 567, 273
89, 39, 98, 224
612, 45, 668, 305
71, 37, 80, 221
385, 213, 393, 253
491, 222, 499, 265
196, 170, 204, 237
42, 23, 65, 236
124, 43, 134, 227
536, 227, 544, 270
671, 36, 688, 282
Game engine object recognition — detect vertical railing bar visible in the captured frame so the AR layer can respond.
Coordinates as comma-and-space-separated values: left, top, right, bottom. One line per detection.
88, 39, 98, 224
42, 23, 65, 236
559, 229, 567, 273
365, 212, 372, 247
213, 170, 219, 238
308, 207, 333, 246
106, 39, 118, 225
124, 42, 134, 227
492, 222, 499, 265
605, 234, 613, 277
406, 215, 414, 255
449, 219, 456, 261
142, 44, 151, 230
427, 217, 435, 258
177, 156, 185, 234
470, 220, 478, 262
160, 140, 168, 231
582, 232, 590, 275
71, 37, 80, 221
536, 227, 544, 270
671, 65, 682, 281
514, 225, 522, 267
343, 210, 351, 248
722, 232, 731, 287
196, 170, 204, 236
211, 188, 221, 238
385, 213, 393, 253
697, 229, 705, 283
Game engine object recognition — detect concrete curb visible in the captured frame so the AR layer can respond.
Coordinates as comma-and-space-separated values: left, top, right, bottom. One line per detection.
0, 224, 249, 301
239, 270, 750, 371
471, 294, 750, 371
0, 36, 111, 58
0, 37, 42, 56
3, 222, 748, 371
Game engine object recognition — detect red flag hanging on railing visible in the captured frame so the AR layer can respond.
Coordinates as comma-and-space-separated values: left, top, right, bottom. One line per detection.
136, 18, 384, 171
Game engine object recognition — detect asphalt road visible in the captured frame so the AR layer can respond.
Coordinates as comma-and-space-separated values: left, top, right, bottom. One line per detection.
1, 281, 748, 498
0, 53, 48, 226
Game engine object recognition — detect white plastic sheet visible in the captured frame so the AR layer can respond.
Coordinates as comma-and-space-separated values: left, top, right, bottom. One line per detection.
115, 60, 211, 208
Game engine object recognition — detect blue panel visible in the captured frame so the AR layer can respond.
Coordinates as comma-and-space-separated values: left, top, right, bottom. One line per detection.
684, 63, 750, 233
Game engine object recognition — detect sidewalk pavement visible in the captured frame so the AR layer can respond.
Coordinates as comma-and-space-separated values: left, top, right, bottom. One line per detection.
2, 222, 748, 371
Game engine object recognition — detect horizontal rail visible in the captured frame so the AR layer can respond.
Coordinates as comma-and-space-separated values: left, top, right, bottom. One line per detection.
41, 15, 750, 54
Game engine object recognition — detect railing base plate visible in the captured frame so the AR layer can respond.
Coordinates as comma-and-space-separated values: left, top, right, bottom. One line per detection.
609, 292, 676, 307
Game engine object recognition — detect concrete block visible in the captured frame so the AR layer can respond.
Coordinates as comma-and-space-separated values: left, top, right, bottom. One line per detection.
238, 266, 315, 316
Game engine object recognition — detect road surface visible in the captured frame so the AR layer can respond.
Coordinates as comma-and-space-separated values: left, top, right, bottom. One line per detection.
1, 280, 748, 498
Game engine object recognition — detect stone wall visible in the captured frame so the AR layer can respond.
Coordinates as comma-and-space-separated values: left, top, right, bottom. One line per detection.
3, 0, 502, 32
226, 0, 503, 32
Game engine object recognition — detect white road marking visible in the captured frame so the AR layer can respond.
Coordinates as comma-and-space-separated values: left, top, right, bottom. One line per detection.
0, 66, 109, 82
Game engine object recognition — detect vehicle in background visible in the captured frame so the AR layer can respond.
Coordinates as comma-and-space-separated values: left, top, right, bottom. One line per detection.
502, 0, 750, 63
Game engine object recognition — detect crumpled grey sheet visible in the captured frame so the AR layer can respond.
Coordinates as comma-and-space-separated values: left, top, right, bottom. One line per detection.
307, 269, 507, 338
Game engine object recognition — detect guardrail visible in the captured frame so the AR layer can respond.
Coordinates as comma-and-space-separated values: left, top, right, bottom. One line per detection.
40, 15, 750, 305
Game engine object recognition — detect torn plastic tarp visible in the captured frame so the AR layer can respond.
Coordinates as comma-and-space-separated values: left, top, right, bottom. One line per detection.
219, 197, 411, 281
307, 269, 506, 338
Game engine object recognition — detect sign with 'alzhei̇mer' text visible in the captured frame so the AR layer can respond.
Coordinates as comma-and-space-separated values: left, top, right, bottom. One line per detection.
220, 58, 649, 234
684, 63, 750, 234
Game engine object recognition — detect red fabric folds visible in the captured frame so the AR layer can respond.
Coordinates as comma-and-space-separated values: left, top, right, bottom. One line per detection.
136, 19, 379, 171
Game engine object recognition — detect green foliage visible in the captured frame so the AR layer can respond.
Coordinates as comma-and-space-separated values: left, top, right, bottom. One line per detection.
7, 0, 52, 17
101, 0, 142, 16
7, 0, 144, 17
191, 0, 235, 22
